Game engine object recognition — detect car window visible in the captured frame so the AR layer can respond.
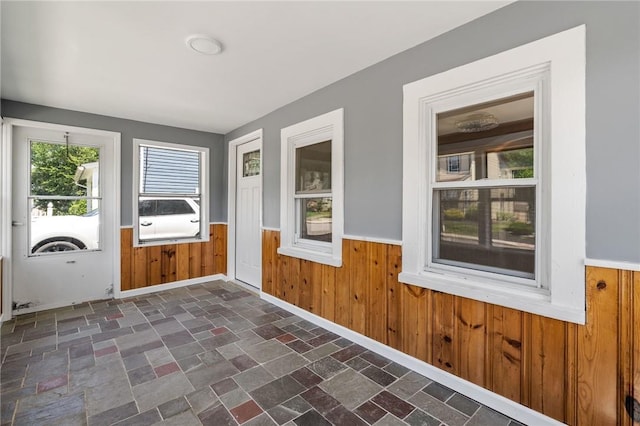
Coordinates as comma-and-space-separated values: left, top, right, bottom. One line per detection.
156, 200, 195, 215
139, 200, 156, 217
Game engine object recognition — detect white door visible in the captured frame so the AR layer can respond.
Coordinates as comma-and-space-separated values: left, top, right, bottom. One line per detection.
235, 139, 261, 288
11, 124, 116, 313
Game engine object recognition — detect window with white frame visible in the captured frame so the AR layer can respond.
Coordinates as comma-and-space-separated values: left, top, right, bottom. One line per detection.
133, 139, 209, 246
279, 109, 344, 267
400, 26, 586, 324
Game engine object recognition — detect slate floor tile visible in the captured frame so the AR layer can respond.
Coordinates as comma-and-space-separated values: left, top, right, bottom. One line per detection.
230, 399, 263, 423
1, 279, 519, 426
250, 375, 305, 410
372, 391, 415, 419
354, 400, 387, 424
293, 409, 331, 426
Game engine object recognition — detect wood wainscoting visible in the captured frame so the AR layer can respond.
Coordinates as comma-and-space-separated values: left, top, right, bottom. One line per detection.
262, 229, 640, 425
121, 224, 227, 291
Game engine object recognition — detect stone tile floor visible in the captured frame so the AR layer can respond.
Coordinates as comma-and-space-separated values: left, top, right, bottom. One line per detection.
0, 280, 524, 426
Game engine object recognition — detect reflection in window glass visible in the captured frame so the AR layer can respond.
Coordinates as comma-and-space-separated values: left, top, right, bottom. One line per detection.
432, 91, 536, 279
28, 140, 101, 255
296, 141, 331, 193
137, 143, 204, 243
140, 146, 200, 194
30, 198, 101, 254
297, 198, 332, 242
243, 150, 261, 177
434, 187, 535, 278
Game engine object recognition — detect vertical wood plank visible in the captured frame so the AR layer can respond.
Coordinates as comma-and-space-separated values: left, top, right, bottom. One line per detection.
490, 306, 523, 403
213, 224, 227, 275
565, 320, 578, 425
202, 225, 215, 276
161, 245, 177, 283
132, 246, 148, 288
298, 259, 313, 312
278, 254, 290, 302
619, 270, 633, 426
457, 297, 486, 387
289, 257, 301, 307
432, 292, 456, 375
349, 240, 368, 335
320, 264, 335, 321
188, 242, 202, 279
577, 267, 619, 425
521, 312, 532, 408
401, 284, 430, 362
176, 243, 190, 281
632, 271, 640, 426
147, 245, 162, 286
261, 230, 275, 296
309, 261, 323, 315
334, 239, 351, 328
386, 244, 402, 351
366, 242, 387, 344
530, 315, 566, 422
120, 228, 133, 291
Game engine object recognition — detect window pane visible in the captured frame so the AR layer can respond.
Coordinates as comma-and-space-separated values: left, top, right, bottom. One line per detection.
156, 199, 196, 215
297, 197, 332, 242
296, 140, 331, 193
434, 187, 535, 278
140, 146, 200, 194
31, 140, 100, 197
30, 198, 101, 254
243, 150, 260, 177
138, 197, 201, 242
436, 92, 534, 182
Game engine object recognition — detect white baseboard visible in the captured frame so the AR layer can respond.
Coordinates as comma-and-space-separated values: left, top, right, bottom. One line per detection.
118, 274, 227, 298
11, 297, 111, 316
260, 293, 564, 426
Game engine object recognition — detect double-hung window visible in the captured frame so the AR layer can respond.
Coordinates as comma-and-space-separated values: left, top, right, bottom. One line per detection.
279, 109, 344, 267
400, 26, 586, 323
133, 139, 209, 246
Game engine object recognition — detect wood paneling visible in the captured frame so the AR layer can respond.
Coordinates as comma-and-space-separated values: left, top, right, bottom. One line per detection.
120, 224, 227, 291
261, 229, 640, 425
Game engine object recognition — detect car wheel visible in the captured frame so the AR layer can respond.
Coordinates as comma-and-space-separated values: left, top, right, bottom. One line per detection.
32, 238, 85, 253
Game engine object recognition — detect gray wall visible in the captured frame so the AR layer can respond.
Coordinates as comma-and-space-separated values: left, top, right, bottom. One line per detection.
225, 1, 640, 264
2, 100, 226, 225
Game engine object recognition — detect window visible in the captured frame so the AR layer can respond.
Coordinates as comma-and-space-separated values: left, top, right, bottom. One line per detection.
279, 109, 344, 266
133, 139, 209, 246
401, 26, 586, 323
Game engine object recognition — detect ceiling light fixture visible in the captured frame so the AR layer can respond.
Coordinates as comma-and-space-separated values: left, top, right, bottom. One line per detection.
186, 34, 223, 55
455, 112, 499, 133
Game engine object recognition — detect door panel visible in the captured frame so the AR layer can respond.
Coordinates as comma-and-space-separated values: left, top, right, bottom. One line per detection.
235, 140, 261, 288
11, 125, 115, 312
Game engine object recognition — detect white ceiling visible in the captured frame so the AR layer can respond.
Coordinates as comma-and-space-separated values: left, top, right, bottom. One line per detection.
1, 1, 512, 134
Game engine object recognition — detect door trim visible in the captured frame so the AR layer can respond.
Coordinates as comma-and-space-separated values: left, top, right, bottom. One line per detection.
1, 118, 121, 320
227, 129, 263, 285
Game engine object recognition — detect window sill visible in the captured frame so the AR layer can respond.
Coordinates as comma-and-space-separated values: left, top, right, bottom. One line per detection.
398, 270, 585, 324
134, 236, 209, 248
277, 246, 342, 267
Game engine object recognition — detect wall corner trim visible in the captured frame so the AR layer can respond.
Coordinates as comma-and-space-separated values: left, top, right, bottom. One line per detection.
116, 274, 227, 298
261, 293, 565, 426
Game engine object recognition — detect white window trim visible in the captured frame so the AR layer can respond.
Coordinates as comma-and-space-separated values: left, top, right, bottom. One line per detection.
132, 138, 209, 247
400, 25, 586, 324
279, 109, 344, 267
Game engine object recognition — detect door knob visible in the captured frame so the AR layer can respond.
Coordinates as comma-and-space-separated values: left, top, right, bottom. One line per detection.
12, 221, 24, 227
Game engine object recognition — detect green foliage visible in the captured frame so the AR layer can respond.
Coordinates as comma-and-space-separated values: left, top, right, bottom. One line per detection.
495, 211, 516, 222
464, 205, 478, 221
506, 221, 534, 235
443, 208, 464, 220
30, 142, 99, 215
501, 148, 534, 179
